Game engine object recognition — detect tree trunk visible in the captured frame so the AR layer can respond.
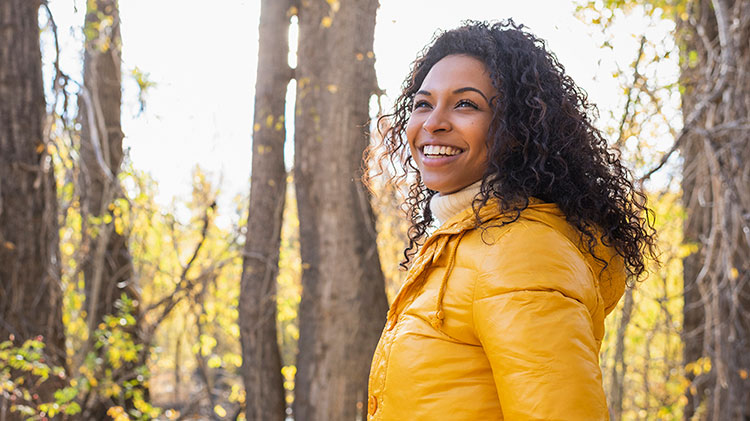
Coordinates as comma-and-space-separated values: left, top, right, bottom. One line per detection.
678, 0, 750, 419
293, 0, 389, 420
0, 0, 66, 415
609, 288, 634, 421
79, 0, 135, 338
77, 1, 144, 418
238, 0, 290, 420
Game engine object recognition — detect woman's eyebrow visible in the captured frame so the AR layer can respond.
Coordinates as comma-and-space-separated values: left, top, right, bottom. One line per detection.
415, 87, 489, 103
453, 87, 489, 102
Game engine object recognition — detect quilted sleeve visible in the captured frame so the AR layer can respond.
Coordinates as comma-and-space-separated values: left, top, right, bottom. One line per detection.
472, 222, 608, 420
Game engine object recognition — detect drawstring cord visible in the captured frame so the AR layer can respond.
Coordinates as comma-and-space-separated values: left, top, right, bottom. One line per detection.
386, 229, 468, 331
429, 231, 466, 329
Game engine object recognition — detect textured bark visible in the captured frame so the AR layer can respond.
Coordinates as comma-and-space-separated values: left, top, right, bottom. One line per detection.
0, 0, 66, 416
293, 0, 389, 420
78, 0, 134, 339
678, 1, 750, 419
238, 0, 290, 420
76, 1, 143, 418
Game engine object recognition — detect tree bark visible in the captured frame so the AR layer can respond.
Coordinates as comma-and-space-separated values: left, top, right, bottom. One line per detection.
678, 1, 750, 419
609, 288, 633, 421
78, 0, 134, 340
293, 0, 389, 420
76, 1, 145, 418
0, 0, 66, 416
238, 0, 290, 420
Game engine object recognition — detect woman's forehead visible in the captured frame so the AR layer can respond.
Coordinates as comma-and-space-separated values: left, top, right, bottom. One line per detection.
418, 55, 495, 95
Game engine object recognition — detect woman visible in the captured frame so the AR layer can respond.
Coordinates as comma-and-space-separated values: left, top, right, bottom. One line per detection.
365, 20, 656, 420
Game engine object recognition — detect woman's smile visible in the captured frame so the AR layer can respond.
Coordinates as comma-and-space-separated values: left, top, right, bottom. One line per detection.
422, 144, 463, 157
406, 54, 497, 195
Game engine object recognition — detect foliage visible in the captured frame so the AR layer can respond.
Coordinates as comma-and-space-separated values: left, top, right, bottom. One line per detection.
51, 112, 247, 418
575, 1, 693, 419
599, 192, 688, 419
370, 178, 411, 302
0, 338, 79, 419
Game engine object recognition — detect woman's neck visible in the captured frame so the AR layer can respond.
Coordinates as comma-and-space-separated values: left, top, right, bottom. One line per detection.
430, 180, 483, 224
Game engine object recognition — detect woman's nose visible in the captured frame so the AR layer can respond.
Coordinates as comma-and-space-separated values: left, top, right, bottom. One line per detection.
422, 106, 451, 133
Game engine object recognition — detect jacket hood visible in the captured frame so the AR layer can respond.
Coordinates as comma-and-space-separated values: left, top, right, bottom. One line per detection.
501, 201, 627, 316
431, 199, 627, 317
388, 199, 628, 329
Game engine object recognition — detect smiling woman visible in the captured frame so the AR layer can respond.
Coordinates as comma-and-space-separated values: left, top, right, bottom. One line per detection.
364, 20, 656, 420
406, 55, 496, 194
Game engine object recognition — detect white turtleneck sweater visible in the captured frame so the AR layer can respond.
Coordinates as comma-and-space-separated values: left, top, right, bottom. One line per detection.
429, 180, 483, 225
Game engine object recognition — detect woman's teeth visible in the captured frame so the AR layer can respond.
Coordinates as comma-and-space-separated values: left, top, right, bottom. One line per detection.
423, 145, 462, 157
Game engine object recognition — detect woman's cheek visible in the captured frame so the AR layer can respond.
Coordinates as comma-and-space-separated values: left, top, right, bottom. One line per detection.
405, 120, 420, 157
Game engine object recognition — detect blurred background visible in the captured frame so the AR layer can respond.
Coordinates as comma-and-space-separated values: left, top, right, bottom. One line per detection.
1, 0, 748, 420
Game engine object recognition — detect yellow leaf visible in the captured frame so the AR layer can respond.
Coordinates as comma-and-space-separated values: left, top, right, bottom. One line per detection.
327, 84, 338, 94
321, 16, 332, 28
740, 369, 748, 379
214, 405, 227, 417
107, 406, 130, 421
62, 242, 75, 256
223, 352, 243, 368
114, 217, 125, 235
326, 0, 340, 13
207, 355, 222, 368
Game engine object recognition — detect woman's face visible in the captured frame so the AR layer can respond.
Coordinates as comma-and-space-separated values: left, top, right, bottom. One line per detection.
406, 54, 497, 195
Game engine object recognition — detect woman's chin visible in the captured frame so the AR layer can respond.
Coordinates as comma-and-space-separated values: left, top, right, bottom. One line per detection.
424, 180, 477, 195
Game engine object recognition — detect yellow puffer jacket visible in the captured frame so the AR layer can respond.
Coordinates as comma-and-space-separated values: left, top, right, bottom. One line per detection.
367, 200, 626, 420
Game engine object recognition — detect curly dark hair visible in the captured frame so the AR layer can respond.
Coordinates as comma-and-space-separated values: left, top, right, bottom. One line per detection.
366, 19, 656, 280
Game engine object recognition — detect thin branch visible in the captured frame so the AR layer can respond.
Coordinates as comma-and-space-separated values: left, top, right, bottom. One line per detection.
77, 86, 115, 182
615, 35, 647, 148
141, 201, 220, 341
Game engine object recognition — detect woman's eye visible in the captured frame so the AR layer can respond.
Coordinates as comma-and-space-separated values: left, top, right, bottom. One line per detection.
413, 100, 431, 110
456, 99, 478, 109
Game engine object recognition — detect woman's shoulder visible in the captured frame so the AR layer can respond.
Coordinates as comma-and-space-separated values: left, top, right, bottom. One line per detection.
468, 216, 600, 311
